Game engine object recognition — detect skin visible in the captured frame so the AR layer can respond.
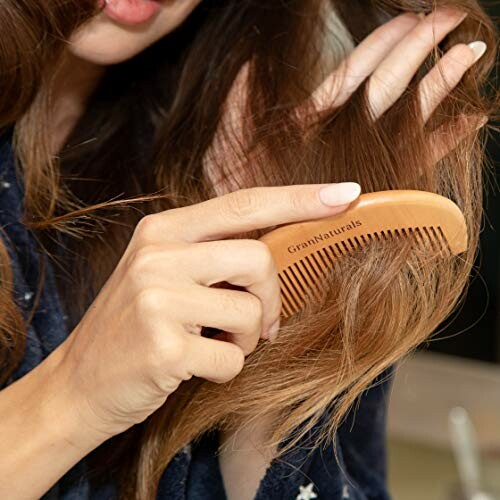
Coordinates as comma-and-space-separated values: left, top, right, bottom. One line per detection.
71, 0, 204, 64
0, 3, 487, 499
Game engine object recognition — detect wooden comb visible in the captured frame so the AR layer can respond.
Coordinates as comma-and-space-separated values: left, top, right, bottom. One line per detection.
258, 189, 467, 319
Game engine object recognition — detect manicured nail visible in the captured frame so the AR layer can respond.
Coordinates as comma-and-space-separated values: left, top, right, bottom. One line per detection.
267, 319, 280, 342
468, 41, 487, 63
318, 182, 361, 207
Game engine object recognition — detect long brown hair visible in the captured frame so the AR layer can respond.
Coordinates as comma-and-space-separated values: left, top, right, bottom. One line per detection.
0, 0, 497, 498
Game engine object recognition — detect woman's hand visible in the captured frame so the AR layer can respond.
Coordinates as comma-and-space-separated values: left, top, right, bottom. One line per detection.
205, 8, 486, 195
55, 182, 361, 442
310, 7, 486, 163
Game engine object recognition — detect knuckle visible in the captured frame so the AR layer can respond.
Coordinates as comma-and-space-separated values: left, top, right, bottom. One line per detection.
288, 188, 310, 216
133, 287, 168, 315
211, 347, 228, 372
369, 30, 390, 47
421, 45, 473, 99
246, 294, 264, 331
221, 290, 246, 315
370, 24, 403, 47
374, 68, 404, 90
155, 333, 188, 365
369, 75, 404, 110
252, 242, 277, 279
146, 332, 189, 383
226, 188, 261, 220
126, 245, 157, 274
134, 214, 160, 242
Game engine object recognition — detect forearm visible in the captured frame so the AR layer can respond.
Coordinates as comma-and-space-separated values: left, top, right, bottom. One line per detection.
0, 344, 108, 499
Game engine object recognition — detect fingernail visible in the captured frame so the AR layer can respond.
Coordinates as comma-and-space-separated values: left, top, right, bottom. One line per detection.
468, 41, 487, 63
267, 319, 280, 342
318, 182, 361, 207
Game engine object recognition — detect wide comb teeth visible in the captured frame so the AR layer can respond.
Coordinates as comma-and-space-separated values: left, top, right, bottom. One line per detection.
259, 190, 467, 319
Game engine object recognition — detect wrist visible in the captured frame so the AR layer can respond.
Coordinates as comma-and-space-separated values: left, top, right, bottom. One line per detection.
0, 341, 113, 498
21, 342, 111, 456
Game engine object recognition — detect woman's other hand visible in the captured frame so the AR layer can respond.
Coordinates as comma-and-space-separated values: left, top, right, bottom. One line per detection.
310, 7, 486, 163
205, 8, 486, 195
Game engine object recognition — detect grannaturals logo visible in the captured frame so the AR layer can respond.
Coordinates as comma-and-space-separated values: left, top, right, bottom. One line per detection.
287, 220, 362, 254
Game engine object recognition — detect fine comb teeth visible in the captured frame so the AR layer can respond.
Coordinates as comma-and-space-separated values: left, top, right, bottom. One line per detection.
258, 189, 468, 319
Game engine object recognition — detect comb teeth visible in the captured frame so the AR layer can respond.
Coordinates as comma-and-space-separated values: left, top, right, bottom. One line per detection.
278, 225, 452, 318
258, 190, 467, 319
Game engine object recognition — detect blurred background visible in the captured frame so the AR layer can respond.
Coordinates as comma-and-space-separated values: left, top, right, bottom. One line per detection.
387, 3, 499, 497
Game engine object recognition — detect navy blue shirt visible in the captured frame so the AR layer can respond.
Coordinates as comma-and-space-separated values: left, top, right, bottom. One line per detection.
0, 136, 392, 500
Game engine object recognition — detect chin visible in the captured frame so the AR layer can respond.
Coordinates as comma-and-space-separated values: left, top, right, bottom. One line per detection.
68, 1, 202, 65
68, 16, 161, 65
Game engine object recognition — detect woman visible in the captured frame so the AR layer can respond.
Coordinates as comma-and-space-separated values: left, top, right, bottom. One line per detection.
0, 0, 496, 499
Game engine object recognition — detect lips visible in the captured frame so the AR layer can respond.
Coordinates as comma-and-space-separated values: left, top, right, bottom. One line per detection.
102, 0, 162, 25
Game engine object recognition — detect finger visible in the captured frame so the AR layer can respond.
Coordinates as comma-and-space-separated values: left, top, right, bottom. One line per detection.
123, 239, 281, 338
168, 284, 264, 355
188, 239, 281, 339
419, 41, 486, 123
368, 8, 467, 119
185, 334, 245, 384
428, 114, 487, 164
136, 182, 361, 244
310, 13, 421, 110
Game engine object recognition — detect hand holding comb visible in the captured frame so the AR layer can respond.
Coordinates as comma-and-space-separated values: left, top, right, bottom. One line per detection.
258, 190, 467, 319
